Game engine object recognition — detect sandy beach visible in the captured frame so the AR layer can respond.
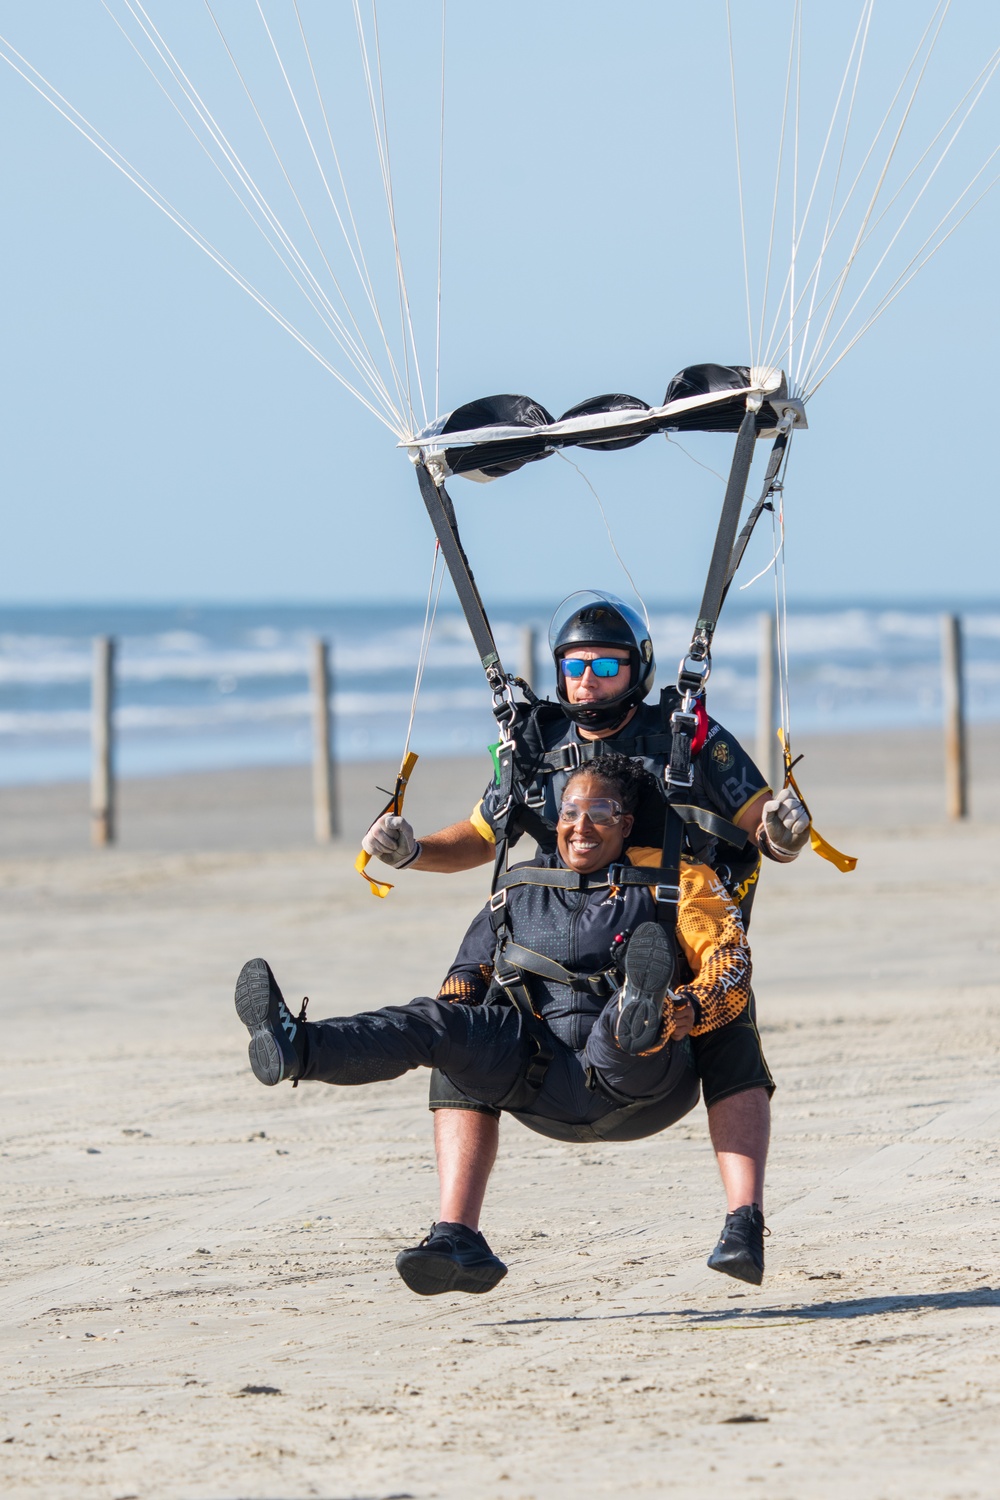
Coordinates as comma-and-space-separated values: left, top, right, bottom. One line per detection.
2, 725, 999, 1499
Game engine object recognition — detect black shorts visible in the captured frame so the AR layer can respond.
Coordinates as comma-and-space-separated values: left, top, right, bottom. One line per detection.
427, 991, 774, 1117
690, 992, 775, 1108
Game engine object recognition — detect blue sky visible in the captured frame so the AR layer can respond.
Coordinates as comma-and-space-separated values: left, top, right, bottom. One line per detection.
0, 1, 997, 606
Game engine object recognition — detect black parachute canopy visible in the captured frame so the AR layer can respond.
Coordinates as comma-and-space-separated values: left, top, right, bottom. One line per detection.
405, 364, 802, 481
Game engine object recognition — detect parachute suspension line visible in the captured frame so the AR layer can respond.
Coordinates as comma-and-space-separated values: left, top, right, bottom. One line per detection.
736, 436, 795, 595
724, 0, 754, 361
435, 0, 447, 420
793, 0, 876, 391
762, 0, 949, 382
290, 0, 401, 396
780, 0, 950, 388
756, 0, 801, 371
106, 0, 404, 432
353, 0, 426, 432
555, 453, 651, 636
802, 51, 1000, 394
119, 0, 400, 423
806, 150, 1000, 397
253, 0, 413, 426
401, 540, 445, 767
200, 0, 404, 425
370, 0, 427, 429
771, 489, 792, 773
823, 42, 1000, 308
788, 0, 803, 378
664, 435, 728, 485
0, 31, 400, 435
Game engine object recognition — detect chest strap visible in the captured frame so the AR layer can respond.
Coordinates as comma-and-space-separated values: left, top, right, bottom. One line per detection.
542, 734, 674, 772
499, 941, 618, 998
492, 864, 676, 897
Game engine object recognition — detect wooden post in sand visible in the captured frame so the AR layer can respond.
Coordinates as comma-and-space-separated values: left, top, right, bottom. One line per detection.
90, 635, 115, 847
311, 637, 338, 841
941, 613, 968, 820
519, 625, 538, 694
755, 610, 780, 792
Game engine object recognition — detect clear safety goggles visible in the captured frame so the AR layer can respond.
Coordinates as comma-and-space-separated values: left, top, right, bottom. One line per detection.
559, 656, 624, 680
557, 795, 623, 827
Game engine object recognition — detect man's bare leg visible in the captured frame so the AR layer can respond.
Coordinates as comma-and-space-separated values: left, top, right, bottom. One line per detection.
706, 1087, 770, 1208
435, 1107, 499, 1230
395, 1109, 505, 1295
705, 1087, 770, 1284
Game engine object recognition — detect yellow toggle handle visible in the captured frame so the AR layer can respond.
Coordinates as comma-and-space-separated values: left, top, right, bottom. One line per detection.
778, 729, 857, 873
355, 751, 420, 898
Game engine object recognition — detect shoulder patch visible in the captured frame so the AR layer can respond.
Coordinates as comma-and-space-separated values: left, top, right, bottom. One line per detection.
710, 740, 735, 771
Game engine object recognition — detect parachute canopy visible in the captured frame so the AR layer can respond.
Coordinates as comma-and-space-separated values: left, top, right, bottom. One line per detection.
405, 363, 806, 482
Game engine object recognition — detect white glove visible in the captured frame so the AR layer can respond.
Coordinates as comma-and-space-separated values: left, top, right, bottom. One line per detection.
362, 813, 421, 869
761, 785, 810, 856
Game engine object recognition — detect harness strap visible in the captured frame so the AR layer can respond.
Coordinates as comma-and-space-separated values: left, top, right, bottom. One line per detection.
492, 863, 679, 895
542, 733, 674, 771
649, 801, 685, 989
670, 804, 748, 848
490, 975, 555, 1111
500, 941, 617, 997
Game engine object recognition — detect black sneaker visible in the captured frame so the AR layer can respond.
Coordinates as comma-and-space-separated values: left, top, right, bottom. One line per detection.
395, 1222, 508, 1296
707, 1203, 768, 1285
614, 922, 676, 1054
234, 957, 306, 1086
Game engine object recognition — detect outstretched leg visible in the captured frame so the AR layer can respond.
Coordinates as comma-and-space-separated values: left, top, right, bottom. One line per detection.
235, 958, 526, 1100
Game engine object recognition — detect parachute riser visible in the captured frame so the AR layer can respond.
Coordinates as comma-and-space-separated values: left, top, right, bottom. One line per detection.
414, 459, 526, 885
667, 398, 800, 793
414, 460, 520, 733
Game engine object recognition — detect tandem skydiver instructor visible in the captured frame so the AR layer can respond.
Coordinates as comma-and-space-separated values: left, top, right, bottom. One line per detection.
361, 592, 810, 1291
237, 756, 758, 1292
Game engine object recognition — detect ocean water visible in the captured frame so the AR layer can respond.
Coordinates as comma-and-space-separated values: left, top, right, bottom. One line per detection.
0, 601, 998, 785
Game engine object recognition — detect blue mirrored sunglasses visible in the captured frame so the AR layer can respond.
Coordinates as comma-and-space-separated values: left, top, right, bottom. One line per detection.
560, 656, 623, 680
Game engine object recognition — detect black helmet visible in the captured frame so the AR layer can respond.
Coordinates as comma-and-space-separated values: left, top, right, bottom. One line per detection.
548, 590, 655, 730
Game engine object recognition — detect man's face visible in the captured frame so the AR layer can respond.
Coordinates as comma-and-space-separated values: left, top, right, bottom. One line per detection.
559, 647, 632, 706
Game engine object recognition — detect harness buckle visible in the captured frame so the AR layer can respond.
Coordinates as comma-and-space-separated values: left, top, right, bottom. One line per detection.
490, 888, 507, 912
653, 883, 681, 906
559, 740, 582, 771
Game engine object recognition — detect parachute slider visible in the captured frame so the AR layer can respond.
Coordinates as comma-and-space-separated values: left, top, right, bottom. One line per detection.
404, 364, 803, 483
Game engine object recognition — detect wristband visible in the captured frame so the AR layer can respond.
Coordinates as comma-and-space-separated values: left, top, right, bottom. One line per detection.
758, 825, 798, 863
397, 840, 422, 870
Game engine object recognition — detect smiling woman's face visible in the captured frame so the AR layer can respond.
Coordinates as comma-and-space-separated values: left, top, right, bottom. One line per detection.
556, 771, 634, 873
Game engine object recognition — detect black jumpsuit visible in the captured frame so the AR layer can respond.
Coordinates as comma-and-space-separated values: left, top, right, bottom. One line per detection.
296, 850, 767, 1144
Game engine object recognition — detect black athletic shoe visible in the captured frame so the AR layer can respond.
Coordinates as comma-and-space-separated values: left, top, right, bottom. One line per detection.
614, 922, 675, 1054
706, 1203, 768, 1285
395, 1221, 508, 1296
234, 957, 306, 1086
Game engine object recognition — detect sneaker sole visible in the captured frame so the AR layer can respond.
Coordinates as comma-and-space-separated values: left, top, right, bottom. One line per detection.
395, 1248, 508, 1296
616, 923, 675, 1054
706, 1250, 764, 1286
235, 958, 285, 1087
